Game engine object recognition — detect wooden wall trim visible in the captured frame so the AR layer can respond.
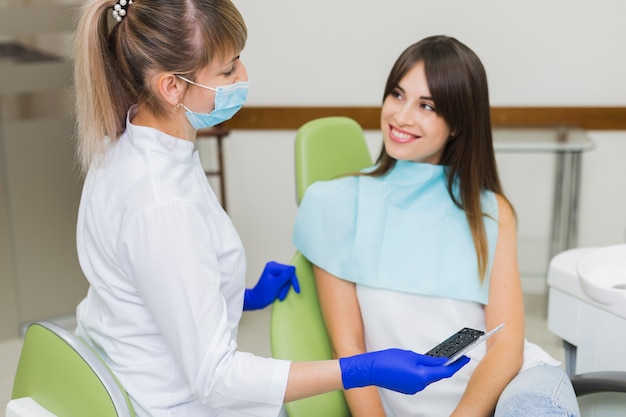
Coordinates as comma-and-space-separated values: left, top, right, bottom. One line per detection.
491, 107, 626, 130
224, 106, 626, 130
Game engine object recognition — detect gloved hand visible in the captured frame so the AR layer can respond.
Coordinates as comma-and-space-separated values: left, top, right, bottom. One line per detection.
339, 348, 470, 395
243, 261, 300, 311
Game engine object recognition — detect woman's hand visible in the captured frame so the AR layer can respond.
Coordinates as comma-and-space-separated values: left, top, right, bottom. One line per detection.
243, 261, 300, 311
340, 349, 470, 394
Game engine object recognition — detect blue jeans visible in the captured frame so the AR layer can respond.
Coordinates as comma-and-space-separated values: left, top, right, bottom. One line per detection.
495, 364, 580, 417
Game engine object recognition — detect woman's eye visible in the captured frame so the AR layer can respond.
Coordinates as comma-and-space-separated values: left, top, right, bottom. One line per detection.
224, 60, 238, 77
390, 89, 403, 99
421, 103, 436, 112
224, 66, 236, 77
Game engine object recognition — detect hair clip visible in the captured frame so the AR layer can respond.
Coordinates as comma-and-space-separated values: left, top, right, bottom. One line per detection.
112, 0, 133, 23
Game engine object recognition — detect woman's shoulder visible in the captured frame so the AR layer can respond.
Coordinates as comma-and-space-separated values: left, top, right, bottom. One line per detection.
293, 176, 361, 271
301, 175, 360, 205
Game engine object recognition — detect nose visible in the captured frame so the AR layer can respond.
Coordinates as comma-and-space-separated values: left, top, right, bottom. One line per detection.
394, 102, 413, 126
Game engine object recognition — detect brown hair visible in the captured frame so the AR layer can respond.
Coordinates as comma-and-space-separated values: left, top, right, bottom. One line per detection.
368, 35, 509, 280
73, 0, 247, 173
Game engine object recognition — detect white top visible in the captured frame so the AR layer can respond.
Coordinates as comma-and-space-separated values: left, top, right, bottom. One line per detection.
75, 108, 290, 417
357, 287, 558, 417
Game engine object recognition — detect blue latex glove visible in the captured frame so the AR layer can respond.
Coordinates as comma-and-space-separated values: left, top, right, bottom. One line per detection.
243, 261, 300, 311
340, 348, 470, 394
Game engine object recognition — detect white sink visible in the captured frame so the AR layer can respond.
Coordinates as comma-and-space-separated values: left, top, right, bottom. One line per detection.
578, 244, 626, 306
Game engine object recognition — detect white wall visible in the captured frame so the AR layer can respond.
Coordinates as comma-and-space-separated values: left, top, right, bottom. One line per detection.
234, 0, 626, 106
579, 132, 626, 246
217, 0, 626, 291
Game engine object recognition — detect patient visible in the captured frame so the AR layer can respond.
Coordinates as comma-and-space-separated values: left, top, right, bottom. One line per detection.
293, 35, 580, 417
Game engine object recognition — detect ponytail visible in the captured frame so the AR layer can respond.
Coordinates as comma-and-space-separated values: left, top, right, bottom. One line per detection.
74, 0, 127, 174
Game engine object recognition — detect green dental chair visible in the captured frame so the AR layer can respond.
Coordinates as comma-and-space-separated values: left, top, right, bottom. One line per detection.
7, 321, 134, 417
271, 116, 373, 417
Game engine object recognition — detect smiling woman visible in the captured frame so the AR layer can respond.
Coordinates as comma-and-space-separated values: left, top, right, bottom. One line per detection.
293, 35, 581, 417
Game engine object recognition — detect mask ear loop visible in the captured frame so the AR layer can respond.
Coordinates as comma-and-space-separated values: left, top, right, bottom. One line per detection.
176, 75, 218, 92
174, 75, 193, 112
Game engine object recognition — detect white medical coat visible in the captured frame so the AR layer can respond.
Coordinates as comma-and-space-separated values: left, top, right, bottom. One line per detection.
75, 109, 290, 417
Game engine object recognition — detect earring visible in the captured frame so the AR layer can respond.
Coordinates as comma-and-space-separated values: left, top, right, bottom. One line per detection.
174, 102, 183, 111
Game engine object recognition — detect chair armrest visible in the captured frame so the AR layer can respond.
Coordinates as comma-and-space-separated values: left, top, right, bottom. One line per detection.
6, 397, 58, 417
570, 371, 626, 397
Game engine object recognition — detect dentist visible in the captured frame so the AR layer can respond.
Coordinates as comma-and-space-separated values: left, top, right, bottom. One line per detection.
72, 1, 469, 417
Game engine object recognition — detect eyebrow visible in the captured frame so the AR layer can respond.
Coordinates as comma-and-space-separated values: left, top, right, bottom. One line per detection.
218, 55, 239, 73
218, 54, 239, 69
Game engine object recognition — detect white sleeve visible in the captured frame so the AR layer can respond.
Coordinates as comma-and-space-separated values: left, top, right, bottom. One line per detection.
117, 199, 290, 414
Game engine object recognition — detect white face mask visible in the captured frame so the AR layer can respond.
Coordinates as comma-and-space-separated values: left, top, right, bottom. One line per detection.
177, 75, 250, 129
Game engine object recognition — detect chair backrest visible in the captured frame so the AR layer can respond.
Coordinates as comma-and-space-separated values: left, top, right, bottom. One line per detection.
8, 321, 134, 417
272, 116, 373, 417
294, 116, 373, 204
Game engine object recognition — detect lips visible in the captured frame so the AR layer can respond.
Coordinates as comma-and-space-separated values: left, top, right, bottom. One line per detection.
389, 126, 419, 143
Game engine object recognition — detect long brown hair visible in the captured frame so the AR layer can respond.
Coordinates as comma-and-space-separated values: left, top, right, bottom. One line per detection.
73, 0, 247, 173
368, 35, 508, 280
